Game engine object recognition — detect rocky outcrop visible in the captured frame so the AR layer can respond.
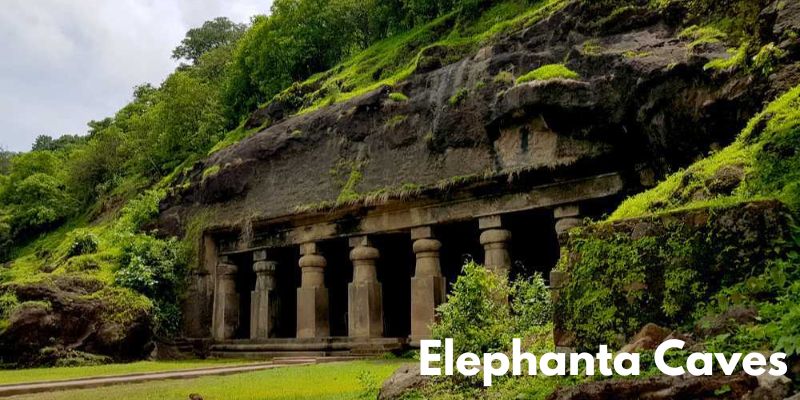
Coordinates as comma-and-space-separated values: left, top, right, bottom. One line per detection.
159, 0, 797, 236
0, 275, 153, 367
378, 364, 429, 400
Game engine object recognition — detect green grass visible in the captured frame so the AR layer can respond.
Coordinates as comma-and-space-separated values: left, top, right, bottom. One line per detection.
0, 359, 255, 385
6, 360, 409, 400
516, 64, 579, 84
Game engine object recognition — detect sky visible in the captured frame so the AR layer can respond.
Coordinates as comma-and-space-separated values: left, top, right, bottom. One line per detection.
0, 0, 272, 152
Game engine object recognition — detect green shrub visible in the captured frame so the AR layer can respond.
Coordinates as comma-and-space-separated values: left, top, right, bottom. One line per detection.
432, 262, 553, 355
516, 64, 579, 84
115, 234, 186, 336
115, 189, 166, 234
511, 272, 553, 333
66, 230, 99, 257
433, 262, 512, 355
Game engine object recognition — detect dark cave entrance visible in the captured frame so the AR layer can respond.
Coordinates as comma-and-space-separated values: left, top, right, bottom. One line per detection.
229, 252, 253, 340
504, 209, 561, 283
320, 238, 352, 337
373, 233, 414, 338
272, 246, 301, 338
438, 220, 484, 291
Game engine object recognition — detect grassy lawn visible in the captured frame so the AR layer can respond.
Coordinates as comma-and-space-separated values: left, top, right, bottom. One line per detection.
8, 360, 409, 400
0, 359, 256, 385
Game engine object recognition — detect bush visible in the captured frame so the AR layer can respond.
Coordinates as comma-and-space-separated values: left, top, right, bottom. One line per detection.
432, 262, 512, 355
66, 230, 99, 257
511, 272, 553, 334
115, 234, 186, 336
432, 262, 553, 356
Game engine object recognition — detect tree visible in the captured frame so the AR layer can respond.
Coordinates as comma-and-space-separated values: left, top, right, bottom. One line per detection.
32, 135, 55, 151
172, 17, 247, 64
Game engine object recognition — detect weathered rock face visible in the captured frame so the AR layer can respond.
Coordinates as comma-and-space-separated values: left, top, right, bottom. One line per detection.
0, 276, 153, 367
159, 0, 795, 235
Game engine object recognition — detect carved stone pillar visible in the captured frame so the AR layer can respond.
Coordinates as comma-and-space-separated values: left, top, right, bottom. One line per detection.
250, 250, 278, 339
479, 215, 512, 277
348, 236, 383, 338
296, 242, 330, 338
554, 204, 582, 244
410, 227, 445, 344
212, 257, 239, 340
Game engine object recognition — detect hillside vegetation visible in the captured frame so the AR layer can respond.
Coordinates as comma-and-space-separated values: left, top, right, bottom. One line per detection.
0, 0, 798, 380
0, 0, 576, 366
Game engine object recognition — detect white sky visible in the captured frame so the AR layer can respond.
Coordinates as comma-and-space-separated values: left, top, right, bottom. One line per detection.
0, 0, 272, 152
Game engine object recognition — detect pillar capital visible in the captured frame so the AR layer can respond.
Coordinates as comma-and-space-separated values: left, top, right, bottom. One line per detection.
253, 260, 277, 274
479, 228, 512, 245
410, 226, 434, 240
300, 242, 320, 256
478, 215, 503, 230
348, 235, 372, 248
299, 254, 326, 269
350, 245, 380, 261
252, 249, 268, 262
412, 238, 441, 254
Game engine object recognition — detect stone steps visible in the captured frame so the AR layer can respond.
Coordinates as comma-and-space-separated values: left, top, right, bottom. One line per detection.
209, 337, 407, 358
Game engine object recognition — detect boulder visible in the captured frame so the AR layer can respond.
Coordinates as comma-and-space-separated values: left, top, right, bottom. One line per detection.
378, 364, 428, 400
742, 373, 792, 400
619, 323, 670, 353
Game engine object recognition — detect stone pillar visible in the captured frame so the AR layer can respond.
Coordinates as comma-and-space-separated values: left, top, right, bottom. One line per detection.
410, 227, 445, 344
250, 250, 278, 339
348, 236, 383, 338
479, 215, 512, 277
212, 257, 239, 340
554, 204, 582, 244
296, 242, 330, 338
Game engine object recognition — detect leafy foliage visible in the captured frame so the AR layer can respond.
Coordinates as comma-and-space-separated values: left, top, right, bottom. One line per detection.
432, 262, 552, 355
66, 230, 99, 258
172, 17, 247, 64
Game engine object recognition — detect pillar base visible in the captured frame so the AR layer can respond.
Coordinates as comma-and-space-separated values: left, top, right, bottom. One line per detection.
410, 275, 445, 342
297, 286, 329, 338
348, 281, 383, 338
